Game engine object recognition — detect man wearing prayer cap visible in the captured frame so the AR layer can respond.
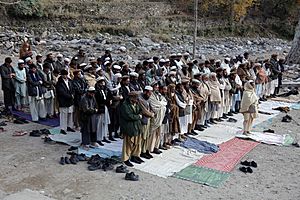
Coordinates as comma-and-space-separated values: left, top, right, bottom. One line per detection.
129, 71, 142, 92
221, 57, 231, 75
190, 77, 204, 133
120, 91, 143, 167
53, 53, 64, 73
138, 85, 155, 159
74, 48, 88, 65
44, 52, 55, 72
56, 69, 75, 134
83, 64, 96, 88
100, 49, 112, 63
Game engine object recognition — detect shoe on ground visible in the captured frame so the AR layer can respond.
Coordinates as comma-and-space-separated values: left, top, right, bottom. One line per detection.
60, 129, 67, 135
65, 157, 71, 164
146, 151, 153, 158
29, 130, 42, 137
159, 145, 168, 150
96, 141, 104, 146
239, 166, 247, 173
135, 156, 144, 163
88, 162, 103, 171
152, 148, 162, 154
44, 137, 56, 144
67, 127, 76, 132
124, 160, 134, 167
102, 162, 114, 171
59, 157, 65, 165
109, 136, 117, 141
130, 156, 141, 164
241, 160, 251, 166
140, 152, 151, 159
102, 137, 111, 143
70, 155, 78, 164
116, 165, 129, 173
87, 154, 102, 165
125, 172, 139, 181
246, 167, 253, 173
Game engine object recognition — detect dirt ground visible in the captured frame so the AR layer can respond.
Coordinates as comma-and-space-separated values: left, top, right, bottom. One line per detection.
0, 107, 299, 200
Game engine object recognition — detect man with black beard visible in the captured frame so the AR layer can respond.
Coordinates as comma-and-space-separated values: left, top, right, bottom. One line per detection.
138, 70, 146, 89
120, 75, 131, 101
44, 52, 55, 71
129, 72, 142, 92
190, 79, 204, 133
138, 86, 155, 159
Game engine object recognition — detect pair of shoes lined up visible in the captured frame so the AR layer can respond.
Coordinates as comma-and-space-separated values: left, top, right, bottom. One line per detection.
239, 160, 258, 174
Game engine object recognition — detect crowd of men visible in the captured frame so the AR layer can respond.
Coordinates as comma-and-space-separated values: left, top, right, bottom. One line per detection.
0, 42, 284, 167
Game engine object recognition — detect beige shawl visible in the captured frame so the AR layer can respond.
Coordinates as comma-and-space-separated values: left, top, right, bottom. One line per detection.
240, 81, 259, 117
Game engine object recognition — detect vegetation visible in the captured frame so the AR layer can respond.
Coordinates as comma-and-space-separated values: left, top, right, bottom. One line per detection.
8, 0, 44, 18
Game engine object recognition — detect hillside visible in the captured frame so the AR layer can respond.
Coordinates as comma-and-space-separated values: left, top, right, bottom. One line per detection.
0, 0, 299, 39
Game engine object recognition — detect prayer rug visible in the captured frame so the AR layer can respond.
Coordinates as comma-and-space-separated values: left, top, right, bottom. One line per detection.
173, 165, 230, 188
12, 111, 59, 127
195, 138, 259, 172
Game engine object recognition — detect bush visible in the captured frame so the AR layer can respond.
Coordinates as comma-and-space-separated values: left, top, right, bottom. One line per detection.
8, 0, 44, 18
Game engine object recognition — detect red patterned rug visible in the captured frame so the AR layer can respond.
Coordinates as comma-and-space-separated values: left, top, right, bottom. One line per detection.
195, 138, 259, 172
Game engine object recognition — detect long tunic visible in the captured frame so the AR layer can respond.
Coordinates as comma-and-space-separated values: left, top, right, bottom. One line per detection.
13, 67, 27, 97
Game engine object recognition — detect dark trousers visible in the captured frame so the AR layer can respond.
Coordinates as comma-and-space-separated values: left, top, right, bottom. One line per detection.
3, 89, 15, 109
108, 106, 120, 137
81, 121, 97, 145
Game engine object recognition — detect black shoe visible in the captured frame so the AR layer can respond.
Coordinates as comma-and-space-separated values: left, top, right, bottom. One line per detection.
210, 119, 217, 124
207, 120, 212, 124
59, 157, 65, 165
227, 118, 237, 123
152, 148, 162, 154
241, 160, 251, 166
40, 129, 51, 135
246, 167, 253, 173
125, 172, 139, 181
227, 112, 233, 116
96, 141, 104, 146
140, 153, 151, 159
65, 157, 71, 164
124, 160, 134, 167
102, 137, 111, 143
102, 162, 114, 171
130, 156, 141, 164
0, 121, 7, 126
239, 166, 248, 173
146, 151, 153, 158
76, 154, 87, 161
135, 156, 144, 163
60, 129, 67, 135
29, 130, 41, 137
68, 146, 78, 151
114, 134, 121, 139
116, 165, 129, 173
13, 119, 24, 124
69, 155, 78, 164
87, 154, 102, 165
67, 127, 76, 132
191, 130, 199, 135
218, 118, 224, 122
159, 145, 168, 150
250, 161, 257, 168
109, 136, 117, 141
88, 162, 103, 171
263, 129, 275, 133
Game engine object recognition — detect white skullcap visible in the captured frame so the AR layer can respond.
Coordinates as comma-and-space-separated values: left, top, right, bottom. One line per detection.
170, 53, 176, 57
36, 54, 42, 57
96, 67, 102, 72
169, 71, 176, 76
80, 63, 88, 67
113, 65, 121, 70
96, 76, 105, 82
25, 57, 32, 62
105, 57, 111, 61
192, 79, 201, 84
129, 72, 139, 77
159, 59, 166, 63
104, 61, 111, 66
225, 57, 230, 61
87, 86, 95, 92
83, 65, 92, 71
183, 52, 190, 56
144, 86, 153, 91
147, 59, 154, 63
64, 58, 70, 63
18, 59, 24, 64
215, 60, 221, 63
165, 59, 170, 62
177, 53, 182, 56
57, 53, 63, 58
114, 73, 122, 78
170, 66, 177, 71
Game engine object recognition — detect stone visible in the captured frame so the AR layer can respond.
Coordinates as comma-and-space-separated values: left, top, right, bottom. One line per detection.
119, 46, 127, 52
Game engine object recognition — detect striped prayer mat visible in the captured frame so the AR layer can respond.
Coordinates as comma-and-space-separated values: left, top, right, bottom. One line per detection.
173, 165, 230, 188
195, 138, 259, 172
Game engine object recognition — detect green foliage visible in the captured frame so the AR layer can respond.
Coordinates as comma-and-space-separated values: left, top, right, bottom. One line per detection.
8, 0, 44, 18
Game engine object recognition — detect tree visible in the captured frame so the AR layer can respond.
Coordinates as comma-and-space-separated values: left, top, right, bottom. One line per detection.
286, 17, 300, 64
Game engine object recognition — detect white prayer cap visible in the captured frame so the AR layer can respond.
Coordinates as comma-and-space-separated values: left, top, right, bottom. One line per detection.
254, 63, 262, 67
165, 59, 170, 62
114, 73, 122, 78
105, 57, 111, 61
95, 67, 102, 72
80, 63, 88, 68
104, 61, 111, 66
25, 57, 32, 62
36, 54, 42, 57
96, 76, 105, 82
113, 65, 121, 70
64, 58, 70, 63
170, 66, 177, 71
215, 60, 221, 63
144, 86, 153, 91
177, 53, 182, 56
129, 72, 139, 77
169, 71, 176, 76
159, 59, 166, 63
147, 59, 154, 63
83, 65, 92, 71
18, 59, 24, 64
183, 52, 190, 56
225, 57, 230, 61
192, 79, 201, 84
87, 86, 96, 92
57, 53, 63, 58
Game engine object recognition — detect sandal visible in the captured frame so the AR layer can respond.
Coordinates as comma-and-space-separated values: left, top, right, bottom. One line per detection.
0, 127, 7, 133
13, 131, 27, 136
